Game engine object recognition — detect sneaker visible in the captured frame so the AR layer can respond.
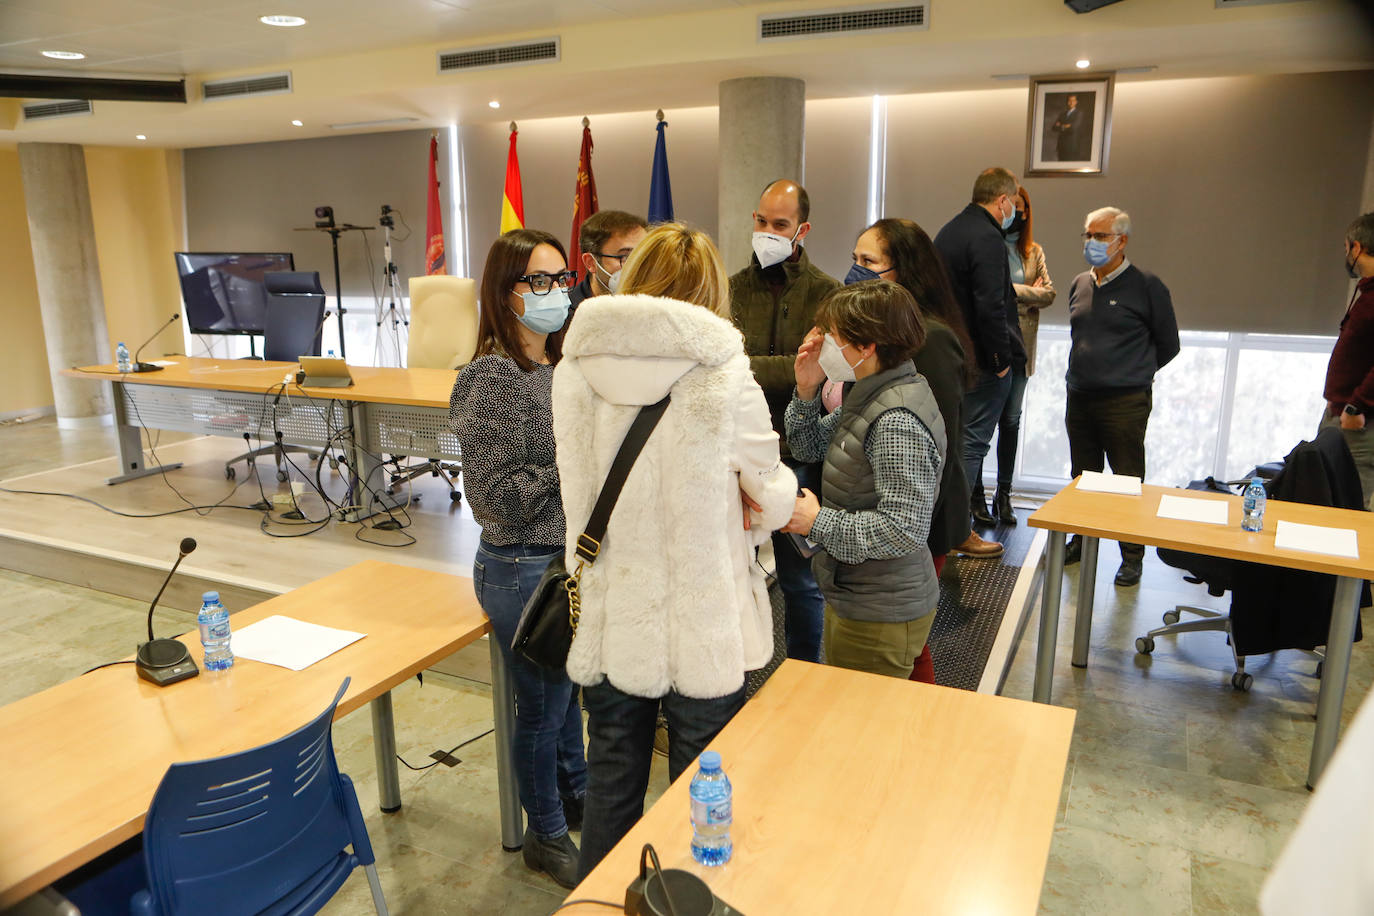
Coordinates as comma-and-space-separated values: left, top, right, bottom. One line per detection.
522, 828, 580, 889
953, 532, 1004, 558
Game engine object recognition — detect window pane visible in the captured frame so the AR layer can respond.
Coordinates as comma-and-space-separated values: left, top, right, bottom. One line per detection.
1018, 336, 1071, 481
1143, 345, 1227, 485
1225, 349, 1329, 478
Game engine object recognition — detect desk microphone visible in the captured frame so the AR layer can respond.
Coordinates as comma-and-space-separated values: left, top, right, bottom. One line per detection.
131, 313, 180, 372
135, 537, 201, 686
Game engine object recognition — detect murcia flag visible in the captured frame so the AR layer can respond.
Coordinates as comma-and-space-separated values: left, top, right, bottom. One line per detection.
500, 123, 525, 234
569, 117, 599, 282
424, 134, 446, 275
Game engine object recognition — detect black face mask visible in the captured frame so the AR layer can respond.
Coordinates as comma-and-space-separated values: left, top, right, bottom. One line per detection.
1004, 214, 1025, 237
1347, 246, 1361, 280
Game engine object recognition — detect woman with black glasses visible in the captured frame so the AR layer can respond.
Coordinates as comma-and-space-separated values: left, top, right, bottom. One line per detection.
448, 228, 585, 888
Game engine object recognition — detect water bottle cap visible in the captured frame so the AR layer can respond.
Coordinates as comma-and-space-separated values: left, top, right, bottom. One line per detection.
117, 341, 126, 346
202, 590, 220, 603
699, 751, 721, 770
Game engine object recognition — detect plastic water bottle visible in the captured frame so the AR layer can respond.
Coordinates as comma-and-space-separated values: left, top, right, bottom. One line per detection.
115, 341, 131, 373
327, 349, 337, 359
689, 751, 732, 866
198, 590, 234, 671
1242, 477, 1267, 533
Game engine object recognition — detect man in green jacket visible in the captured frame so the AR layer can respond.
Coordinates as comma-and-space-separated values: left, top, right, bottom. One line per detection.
729, 178, 840, 664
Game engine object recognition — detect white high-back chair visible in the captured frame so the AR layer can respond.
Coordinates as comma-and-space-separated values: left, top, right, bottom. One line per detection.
407, 276, 478, 370
388, 276, 480, 504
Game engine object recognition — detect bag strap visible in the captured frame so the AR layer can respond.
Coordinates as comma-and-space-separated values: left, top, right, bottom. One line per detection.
573, 394, 670, 565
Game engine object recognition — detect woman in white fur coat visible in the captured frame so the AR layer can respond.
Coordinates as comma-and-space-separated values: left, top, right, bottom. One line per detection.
553, 223, 797, 878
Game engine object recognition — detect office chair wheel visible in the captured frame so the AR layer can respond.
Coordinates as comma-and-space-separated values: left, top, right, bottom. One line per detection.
450, 491, 462, 504
225, 466, 236, 480
1135, 636, 1155, 654
1162, 610, 1181, 625
276, 469, 289, 483
1231, 671, 1253, 692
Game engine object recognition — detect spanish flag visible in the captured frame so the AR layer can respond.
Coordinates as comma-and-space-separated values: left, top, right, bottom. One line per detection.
569, 117, 599, 282
424, 134, 446, 275
500, 123, 525, 234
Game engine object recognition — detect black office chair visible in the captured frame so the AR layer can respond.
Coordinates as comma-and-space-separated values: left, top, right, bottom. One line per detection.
1135, 427, 1367, 691
225, 271, 327, 482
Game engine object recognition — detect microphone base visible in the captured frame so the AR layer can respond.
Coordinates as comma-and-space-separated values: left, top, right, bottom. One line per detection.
131, 362, 164, 373
136, 638, 200, 686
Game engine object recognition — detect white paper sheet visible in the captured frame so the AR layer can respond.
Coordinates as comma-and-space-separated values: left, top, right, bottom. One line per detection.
1273, 520, 1359, 559
1076, 470, 1143, 496
229, 615, 366, 671
149, 359, 177, 367
1156, 493, 1230, 525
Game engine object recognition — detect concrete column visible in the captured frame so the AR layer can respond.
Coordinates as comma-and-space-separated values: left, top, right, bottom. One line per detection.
717, 77, 806, 275
19, 142, 112, 428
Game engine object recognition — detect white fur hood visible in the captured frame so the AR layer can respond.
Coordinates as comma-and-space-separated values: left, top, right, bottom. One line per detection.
563, 294, 746, 407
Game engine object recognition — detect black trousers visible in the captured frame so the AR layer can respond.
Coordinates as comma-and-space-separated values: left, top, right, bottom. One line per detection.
1066, 387, 1152, 564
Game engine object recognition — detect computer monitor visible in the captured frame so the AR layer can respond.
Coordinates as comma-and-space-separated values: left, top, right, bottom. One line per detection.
173, 252, 296, 336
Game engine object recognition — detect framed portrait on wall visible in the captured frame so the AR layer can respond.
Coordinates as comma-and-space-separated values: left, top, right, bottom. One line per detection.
1025, 72, 1115, 177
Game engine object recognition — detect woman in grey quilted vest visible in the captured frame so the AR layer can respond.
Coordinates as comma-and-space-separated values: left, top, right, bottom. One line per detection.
782, 280, 947, 679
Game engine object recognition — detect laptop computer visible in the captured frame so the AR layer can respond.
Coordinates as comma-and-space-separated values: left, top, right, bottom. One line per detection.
297, 355, 354, 388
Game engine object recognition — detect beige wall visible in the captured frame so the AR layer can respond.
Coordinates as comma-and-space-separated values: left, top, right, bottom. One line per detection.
85, 147, 186, 363
0, 148, 50, 417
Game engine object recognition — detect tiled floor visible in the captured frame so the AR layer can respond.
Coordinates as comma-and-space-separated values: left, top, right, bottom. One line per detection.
2, 417, 1370, 914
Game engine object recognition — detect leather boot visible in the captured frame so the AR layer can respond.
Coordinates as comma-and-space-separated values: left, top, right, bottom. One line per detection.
993, 484, 1017, 526
522, 828, 580, 889
970, 485, 996, 527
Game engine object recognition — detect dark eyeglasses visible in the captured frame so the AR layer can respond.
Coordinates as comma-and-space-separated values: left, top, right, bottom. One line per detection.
1081, 232, 1119, 243
595, 251, 631, 265
516, 271, 577, 294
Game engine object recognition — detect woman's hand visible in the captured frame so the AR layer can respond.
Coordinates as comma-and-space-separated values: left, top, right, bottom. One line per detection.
781, 488, 821, 536
741, 489, 763, 530
795, 328, 826, 401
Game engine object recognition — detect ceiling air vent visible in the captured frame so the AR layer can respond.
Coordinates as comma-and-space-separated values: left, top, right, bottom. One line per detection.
438, 38, 560, 73
760, 3, 928, 40
202, 71, 292, 102
22, 99, 93, 121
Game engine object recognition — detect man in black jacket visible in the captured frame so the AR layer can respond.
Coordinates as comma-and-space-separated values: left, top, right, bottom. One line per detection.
934, 167, 1024, 557
1064, 205, 1180, 587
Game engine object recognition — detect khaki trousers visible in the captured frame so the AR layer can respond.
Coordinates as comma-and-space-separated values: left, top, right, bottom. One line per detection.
823, 606, 935, 680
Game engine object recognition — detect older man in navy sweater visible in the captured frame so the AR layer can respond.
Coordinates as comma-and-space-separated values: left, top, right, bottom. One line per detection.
1064, 206, 1180, 587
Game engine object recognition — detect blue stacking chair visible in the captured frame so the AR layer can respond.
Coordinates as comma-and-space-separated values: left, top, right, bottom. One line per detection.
130, 678, 388, 916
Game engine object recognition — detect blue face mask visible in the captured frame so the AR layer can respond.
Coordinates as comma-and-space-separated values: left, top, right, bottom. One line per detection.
515, 289, 571, 334
1083, 239, 1114, 267
999, 199, 1016, 231
844, 263, 891, 285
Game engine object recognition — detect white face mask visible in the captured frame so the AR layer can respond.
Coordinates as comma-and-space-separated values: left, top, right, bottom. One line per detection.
752, 227, 800, 269
593, 257, 620, 293
818, 334, 866, 384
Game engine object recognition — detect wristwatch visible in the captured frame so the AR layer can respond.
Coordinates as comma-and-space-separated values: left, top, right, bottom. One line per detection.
1344, 403, 1362, 417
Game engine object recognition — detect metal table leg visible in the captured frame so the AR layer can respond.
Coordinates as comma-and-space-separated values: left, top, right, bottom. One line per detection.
1307, 575, 1362, 789
370, 691, 402, 813
1071, 536, 1100, 668
1034, 531, 1067, 703
489, 635, 523, 851
106, 381, 181, 485
343, 401, 406, 522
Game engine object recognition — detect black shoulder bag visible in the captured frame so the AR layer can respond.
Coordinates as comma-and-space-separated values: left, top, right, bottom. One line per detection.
511, 395, 670, 670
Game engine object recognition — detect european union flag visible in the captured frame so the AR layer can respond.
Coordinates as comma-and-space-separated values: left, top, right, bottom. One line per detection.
647, 116, 674, 224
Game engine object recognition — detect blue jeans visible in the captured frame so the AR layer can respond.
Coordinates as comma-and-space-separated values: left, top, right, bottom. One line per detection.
962, 369, 1014, 495
474, 540, 587, 840
994, 365, 1029, 487
773, 460, 825, 662
577, 679, 747, 880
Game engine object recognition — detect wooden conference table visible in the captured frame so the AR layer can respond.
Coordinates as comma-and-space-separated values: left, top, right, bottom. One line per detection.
65, 357, 460, 521
0, 560, 522, 908
563, 661, 1076, 915
1028, 480, 1374, 788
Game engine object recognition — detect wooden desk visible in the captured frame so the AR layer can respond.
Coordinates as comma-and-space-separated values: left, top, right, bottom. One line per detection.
65, 359, 461, 521
562, 661, 1075, 915
1028, 480, 1374, 788
0, 560, 521, 907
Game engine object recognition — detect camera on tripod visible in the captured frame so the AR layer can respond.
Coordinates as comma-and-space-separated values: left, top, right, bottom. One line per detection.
314, 205, 335, 229
379, 204, 395, 229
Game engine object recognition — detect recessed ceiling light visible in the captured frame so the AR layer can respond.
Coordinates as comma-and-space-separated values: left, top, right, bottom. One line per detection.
135, 134, 147, 140
42, 50, 86, 60
488, 100, 500, 109
259, 14, 306, 27
291, 119, 303, 126
1075, 59, 1091, 69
